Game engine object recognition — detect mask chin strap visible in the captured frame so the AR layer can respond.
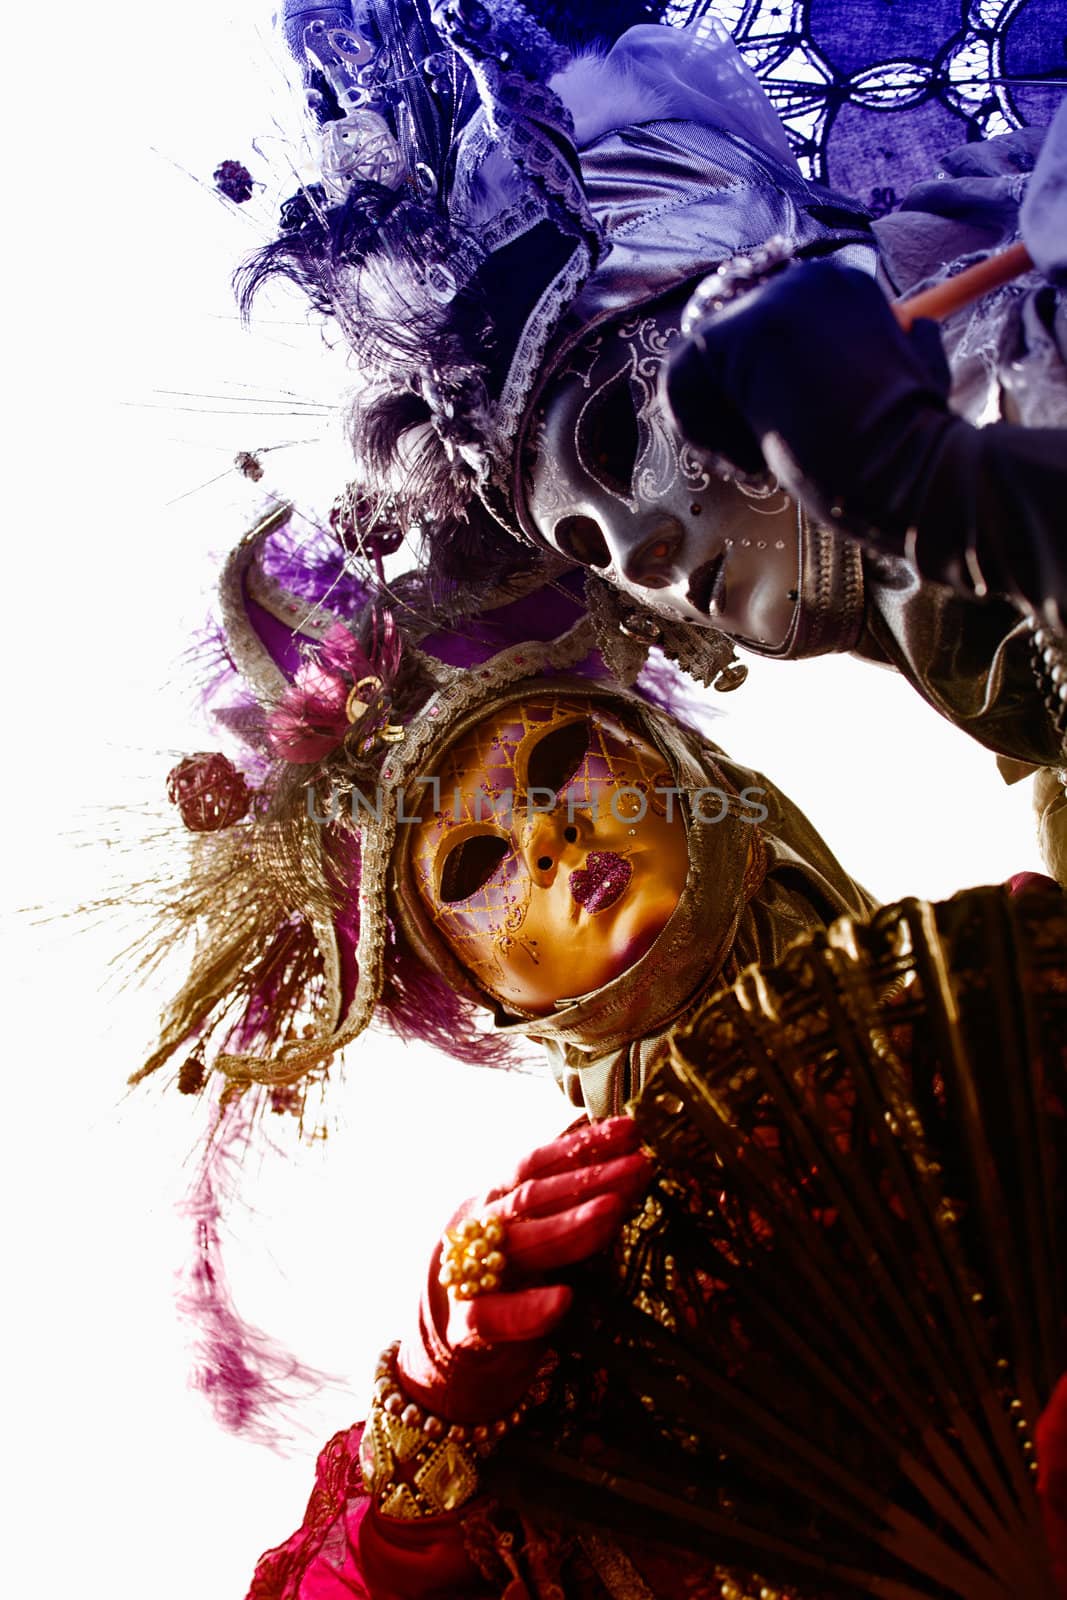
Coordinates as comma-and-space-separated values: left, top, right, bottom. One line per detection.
749, 506, 865, 661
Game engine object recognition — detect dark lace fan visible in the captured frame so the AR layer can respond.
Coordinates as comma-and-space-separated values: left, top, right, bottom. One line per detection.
526, 0, 1067, 200
491, 886, 1066, 1600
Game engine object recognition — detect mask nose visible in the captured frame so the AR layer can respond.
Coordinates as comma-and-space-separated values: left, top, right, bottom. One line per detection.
523, 809, 583, 883
546, 507, 692, 596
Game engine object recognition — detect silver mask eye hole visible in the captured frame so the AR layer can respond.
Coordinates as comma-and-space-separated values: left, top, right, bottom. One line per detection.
577, 368, 640, 499
552, 515, 611, 569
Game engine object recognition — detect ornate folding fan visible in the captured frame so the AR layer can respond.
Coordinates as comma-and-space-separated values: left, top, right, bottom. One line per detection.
494, 885, 1066, 1600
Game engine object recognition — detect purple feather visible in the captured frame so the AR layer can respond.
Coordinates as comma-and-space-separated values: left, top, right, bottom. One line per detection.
178, 1096, 329, 1444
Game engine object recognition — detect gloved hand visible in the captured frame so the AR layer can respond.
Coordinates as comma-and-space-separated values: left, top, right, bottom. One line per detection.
665, 259, 1066, 626
398, 1115, 650, 1424
665, 258, 953, 498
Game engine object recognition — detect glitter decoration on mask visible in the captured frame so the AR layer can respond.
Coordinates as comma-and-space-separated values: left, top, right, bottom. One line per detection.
569, 851, 632, 913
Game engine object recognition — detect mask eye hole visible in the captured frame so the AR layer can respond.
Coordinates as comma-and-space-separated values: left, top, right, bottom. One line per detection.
552, 515, 611, 569
527, 719, 590, 798
578, 370, 639, 497
439, 835, 509, 904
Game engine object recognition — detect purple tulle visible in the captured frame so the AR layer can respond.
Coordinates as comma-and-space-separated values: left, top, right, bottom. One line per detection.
261, 517, 374, 617
380, 941, 519, 1068
422, 569, 588, 667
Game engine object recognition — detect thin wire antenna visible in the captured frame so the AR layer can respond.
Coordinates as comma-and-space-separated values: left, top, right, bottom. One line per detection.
147, 145, 279, 244
163, 442, 324, 508
154, 386, 332, 409
127, 400, 332, 418
205, 313, 322, 328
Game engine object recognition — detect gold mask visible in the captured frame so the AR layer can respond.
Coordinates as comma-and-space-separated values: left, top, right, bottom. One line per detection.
409, 693, 690, 1014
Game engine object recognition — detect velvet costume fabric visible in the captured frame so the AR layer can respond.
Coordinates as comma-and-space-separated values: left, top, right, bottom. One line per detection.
246, 1424, 728, 1599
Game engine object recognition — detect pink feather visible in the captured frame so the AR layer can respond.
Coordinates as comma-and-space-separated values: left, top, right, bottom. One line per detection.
318, 622, 375, 679
179, 1095, 329, 1444
266, 622, 397, 764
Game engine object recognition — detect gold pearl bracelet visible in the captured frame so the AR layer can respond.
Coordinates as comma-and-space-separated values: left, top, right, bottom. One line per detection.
359, 1340, 557, 1520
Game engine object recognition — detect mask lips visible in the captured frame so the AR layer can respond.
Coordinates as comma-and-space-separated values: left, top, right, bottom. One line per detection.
569, 851, 633, 913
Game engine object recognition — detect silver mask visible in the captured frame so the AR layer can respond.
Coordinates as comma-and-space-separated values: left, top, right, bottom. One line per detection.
521, 306, 801, 651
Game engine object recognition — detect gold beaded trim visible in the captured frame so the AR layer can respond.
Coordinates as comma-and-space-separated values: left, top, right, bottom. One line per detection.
360, 1340, 557, 1520
716, 1574, 784, 1600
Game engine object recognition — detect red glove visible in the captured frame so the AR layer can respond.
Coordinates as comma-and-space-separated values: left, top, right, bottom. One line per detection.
398, 1115, 650, 1424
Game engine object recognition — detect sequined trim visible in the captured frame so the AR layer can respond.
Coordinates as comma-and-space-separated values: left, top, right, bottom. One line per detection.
492, 242, 595, 492
245, 555, 340, 642
578, 1534, 658, 1600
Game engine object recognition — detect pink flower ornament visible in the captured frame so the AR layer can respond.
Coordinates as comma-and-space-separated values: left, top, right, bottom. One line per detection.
267, 621, 404, 764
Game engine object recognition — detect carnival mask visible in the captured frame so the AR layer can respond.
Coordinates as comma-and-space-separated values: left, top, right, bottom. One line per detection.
409, 693, 689, 1014
522, 305, 801, 650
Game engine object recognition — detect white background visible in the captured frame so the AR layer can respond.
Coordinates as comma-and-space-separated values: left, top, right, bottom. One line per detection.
4, 4, 1046, 1595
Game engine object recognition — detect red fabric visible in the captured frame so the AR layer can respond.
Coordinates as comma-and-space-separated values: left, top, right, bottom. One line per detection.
249, 1115, 1067, 1598
358, 1503, 488, 1599
1009, 872, 1061, 895
248, 1119, 651, 1599
246, 1423, 370, 1599
249, 1388, 1067, 1600
1039, 1375, 1067, 1597
244, 1419, 695, 1600
246, 1423, 487, 1600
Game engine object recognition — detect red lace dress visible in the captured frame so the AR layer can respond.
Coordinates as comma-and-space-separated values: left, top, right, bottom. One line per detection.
245, 1414, 774, 1600
247, 1376, 1067, 1600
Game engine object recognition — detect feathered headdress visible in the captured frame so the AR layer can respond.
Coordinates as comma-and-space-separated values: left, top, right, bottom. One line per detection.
240, 1, 602, 528
137, 497, 877, 1135
134, 500, 694, 1110
235, 0, 873, 662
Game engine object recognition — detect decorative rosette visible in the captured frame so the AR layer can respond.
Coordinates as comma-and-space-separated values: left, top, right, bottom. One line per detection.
266, 617, 405, 764
167, 752, 254, 831
212, 159, 255, 203
330, 484, 405, 565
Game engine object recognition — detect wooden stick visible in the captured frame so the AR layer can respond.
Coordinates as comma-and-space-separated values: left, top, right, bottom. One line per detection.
893, 240, 1033, 330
